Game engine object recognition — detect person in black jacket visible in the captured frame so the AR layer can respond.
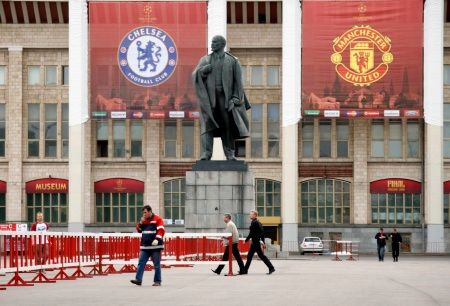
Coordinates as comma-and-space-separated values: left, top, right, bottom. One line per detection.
375, 227, 388, 262
243, 210, 275, 275
389, 227, 402, 262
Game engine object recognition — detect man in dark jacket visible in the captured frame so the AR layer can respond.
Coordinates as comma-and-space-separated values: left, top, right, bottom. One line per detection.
130, 205, 165, 286
375, 227, 388, 262
390, 227, 402, 262
192, 35, 250, 161
243, 210, 275, 275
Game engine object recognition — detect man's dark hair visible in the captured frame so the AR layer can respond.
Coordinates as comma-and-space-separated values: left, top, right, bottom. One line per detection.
142, 205, 152, 212
380, 227, 383, 231
224, 213, 231, 220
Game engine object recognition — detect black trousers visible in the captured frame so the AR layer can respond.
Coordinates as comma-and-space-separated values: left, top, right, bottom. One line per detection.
244, 242, 274, 272
392, 243, 400, 259
216, 243, 245, 273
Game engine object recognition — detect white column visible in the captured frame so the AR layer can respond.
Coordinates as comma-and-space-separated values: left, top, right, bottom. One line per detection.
6, 46, 23, 222
424, 0, 444, 252
68, 0, 89, 232
353, 119, 368, 224
208, 0, 227, 160
146, 121, 160, 213
207, 0, 226, 54
281, 0, 301, 252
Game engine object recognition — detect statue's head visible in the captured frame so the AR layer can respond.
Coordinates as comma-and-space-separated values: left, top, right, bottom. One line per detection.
211, 35, 226, 52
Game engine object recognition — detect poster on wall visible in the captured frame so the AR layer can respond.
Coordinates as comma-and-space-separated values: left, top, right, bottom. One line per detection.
301, 0, 423, 118
89, 1, 207, 119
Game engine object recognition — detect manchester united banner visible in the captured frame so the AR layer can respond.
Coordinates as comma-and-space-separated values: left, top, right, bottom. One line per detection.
302, 0, 423, 118
89, 2, 207, 119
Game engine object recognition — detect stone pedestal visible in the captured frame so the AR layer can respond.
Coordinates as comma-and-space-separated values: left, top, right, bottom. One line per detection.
185, 161, 254, 233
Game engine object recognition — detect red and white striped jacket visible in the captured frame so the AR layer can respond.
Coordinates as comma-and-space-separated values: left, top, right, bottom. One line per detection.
136, 213, 165, 250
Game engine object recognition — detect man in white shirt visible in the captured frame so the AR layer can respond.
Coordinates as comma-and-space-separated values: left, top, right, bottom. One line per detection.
211, 214, 246, 275
31, 212, 50, 265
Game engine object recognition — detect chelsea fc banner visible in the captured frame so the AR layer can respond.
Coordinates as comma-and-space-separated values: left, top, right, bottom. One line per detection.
89, 1, 207, 119
302, 0, 423, 119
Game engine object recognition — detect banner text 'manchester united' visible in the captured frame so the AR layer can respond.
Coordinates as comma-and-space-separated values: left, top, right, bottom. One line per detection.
333, 26, 391, 53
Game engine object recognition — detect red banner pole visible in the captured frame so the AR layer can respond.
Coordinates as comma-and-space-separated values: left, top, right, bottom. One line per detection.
226, 236, 234, 276
176, 236, 180, 261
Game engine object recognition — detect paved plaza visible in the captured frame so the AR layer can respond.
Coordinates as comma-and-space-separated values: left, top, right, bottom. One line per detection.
1, 255, 450, 306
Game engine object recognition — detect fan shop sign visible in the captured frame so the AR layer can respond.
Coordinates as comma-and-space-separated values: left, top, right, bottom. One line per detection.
26, 178, 68, 194
370, 179, 421, 194
94, 178, 144, 193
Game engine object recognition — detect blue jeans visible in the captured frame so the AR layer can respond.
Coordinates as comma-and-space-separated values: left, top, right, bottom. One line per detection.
377, 245, 385, 261
135, 249, 161, 283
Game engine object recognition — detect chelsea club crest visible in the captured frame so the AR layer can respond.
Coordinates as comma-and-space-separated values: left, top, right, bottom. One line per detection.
118, 26, 177, 87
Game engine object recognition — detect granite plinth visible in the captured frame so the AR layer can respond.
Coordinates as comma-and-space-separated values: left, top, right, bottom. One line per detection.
185, 163, 254, 233
192, 160, 248, 171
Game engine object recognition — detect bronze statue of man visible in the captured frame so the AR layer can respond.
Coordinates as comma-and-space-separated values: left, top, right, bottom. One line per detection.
193, 35, 250, 161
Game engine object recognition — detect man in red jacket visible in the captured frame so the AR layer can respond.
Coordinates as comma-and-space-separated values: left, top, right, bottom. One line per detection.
130, 205, 165, 286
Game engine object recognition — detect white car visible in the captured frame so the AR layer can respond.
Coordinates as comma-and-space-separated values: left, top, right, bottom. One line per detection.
300, 237, 324, 255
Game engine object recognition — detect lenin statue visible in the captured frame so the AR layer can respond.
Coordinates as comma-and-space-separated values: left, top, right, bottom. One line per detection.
193, 35, 250, 161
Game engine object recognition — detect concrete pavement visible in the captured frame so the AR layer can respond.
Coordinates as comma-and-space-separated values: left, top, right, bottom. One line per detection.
1, 255, 450, 306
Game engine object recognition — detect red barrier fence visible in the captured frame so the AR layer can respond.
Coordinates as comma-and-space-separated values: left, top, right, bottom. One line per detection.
331, 240, 360, 261
0, 232, 250, 289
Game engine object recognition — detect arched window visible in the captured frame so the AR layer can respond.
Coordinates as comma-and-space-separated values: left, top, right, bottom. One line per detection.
94, 178, 144, 224
26, 178, 68, 224
163, 178, 185, 223
299, 179, 351, 224
444, 181, 450, 224
370, 179, 421, 224
255, 179, 281, 217
0, 180, 6, 223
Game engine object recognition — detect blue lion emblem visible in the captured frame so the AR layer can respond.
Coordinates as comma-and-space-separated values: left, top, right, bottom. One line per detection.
118, 26, 177, 87
137, 40, 162, 72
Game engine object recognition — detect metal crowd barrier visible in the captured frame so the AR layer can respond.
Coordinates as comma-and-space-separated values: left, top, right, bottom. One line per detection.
331, 240, 360, 261
0, 231, 250, 290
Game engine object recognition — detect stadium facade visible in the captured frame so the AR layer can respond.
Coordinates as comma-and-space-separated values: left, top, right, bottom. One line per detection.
0, 0, 446, 253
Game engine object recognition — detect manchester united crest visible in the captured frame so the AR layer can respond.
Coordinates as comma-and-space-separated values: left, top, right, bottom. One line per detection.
331, 25, 393, 86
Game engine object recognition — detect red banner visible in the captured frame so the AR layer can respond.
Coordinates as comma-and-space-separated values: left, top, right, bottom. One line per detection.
444, 181, 450, 194
0, 180, 6, 193
26, 178, 68, 194
89, 1, 207, 119
302, 0, 423, 118
370, 179, 421, 194
94, 178, 144, 193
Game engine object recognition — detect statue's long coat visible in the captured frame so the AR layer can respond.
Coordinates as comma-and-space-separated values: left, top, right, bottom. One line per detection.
193, 53, 250, 139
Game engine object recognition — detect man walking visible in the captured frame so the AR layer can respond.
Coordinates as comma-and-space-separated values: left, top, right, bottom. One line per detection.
130, 205, 165, 286
212, 214, 246, 275
243, 210, 275, 275
390, 227, 402, 262
375, 227, 388, 262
